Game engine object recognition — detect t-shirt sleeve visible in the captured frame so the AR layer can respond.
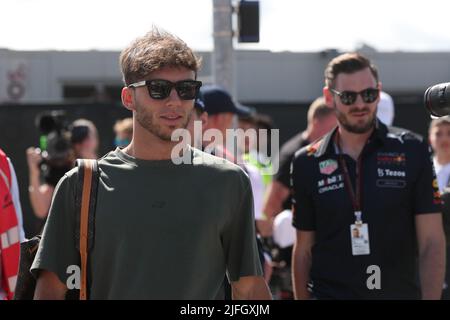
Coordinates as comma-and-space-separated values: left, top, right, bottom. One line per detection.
291, 155, 316, 230
30, 171, 80, 285
414, 141, 443, 215
274, 147, 295, 188
222, 171, 263, 282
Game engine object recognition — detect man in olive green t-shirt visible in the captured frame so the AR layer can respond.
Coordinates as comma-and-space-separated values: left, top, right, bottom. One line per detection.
31, 27, 271, 300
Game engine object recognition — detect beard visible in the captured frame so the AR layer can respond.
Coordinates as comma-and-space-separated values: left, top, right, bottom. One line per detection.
334, 103, 377, 134
135, 103, 192, 141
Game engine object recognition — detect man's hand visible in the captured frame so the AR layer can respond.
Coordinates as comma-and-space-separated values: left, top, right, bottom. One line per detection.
231, 276, 272, 300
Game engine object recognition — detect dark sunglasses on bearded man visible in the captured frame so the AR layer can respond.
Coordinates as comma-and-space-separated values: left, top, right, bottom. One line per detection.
330, 88, 380, 106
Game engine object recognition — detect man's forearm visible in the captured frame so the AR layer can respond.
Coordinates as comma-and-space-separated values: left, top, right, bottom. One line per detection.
420, 240, 446, 300
28, 171, 53, 218
28, 171, 45, 214
28, 187, 50, 218
28, 169, 41, 190
34, 271, 67, 300
262, 181, 290, 218
292, 246, 312, 300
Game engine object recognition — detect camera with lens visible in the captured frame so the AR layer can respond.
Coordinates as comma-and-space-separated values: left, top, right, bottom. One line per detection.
35, 110, 74, 186
424, 82, 450, 117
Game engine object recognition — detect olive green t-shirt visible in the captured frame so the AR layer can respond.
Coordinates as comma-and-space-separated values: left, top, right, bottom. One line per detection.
31, 147, 262, 299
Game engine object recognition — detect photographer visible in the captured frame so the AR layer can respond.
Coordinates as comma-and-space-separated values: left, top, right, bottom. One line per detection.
26, 147, 55, 219
26, 115, 98, 220
26, 131, 75, 220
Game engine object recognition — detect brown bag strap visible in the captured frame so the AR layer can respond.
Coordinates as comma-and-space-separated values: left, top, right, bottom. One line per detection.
75, 159, 99, 300
79, 160, 93, 300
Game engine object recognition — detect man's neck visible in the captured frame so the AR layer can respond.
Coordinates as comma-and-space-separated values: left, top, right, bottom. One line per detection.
78, 150, 97, 160
337, 126, 374, 160
123, 128, 180, 161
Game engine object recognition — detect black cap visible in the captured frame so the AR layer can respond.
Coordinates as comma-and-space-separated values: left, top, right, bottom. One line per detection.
201, 85, 252, 116
194, 90, 205, 111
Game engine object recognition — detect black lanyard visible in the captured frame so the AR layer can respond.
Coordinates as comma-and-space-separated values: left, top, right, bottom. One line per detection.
334, 132, 363, 224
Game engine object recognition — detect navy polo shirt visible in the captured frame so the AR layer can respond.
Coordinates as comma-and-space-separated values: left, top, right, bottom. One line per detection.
275, 132, 310, 210
291, 121, 442, 299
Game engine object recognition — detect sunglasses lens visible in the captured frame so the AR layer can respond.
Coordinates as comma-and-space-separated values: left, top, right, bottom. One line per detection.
340, 92, 357, 105
362, 89, 379, 103
146, 80, 200, 100
336, 88, 379, 105
147, 80, 171, 99
176, 81, 200, 100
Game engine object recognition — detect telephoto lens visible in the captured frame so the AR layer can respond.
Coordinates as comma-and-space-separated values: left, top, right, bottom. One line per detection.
424, 82, 450, 117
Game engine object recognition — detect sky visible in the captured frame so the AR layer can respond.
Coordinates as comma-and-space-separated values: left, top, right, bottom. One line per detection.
2, 0, 450, 52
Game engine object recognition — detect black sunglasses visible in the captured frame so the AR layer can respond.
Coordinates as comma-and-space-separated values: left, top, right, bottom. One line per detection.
330, 88, 380, 106
128, 79, 202, 100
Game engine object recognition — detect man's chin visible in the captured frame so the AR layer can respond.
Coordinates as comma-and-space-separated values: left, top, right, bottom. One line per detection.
160, 126, 188, 141
343, 120, 375, 134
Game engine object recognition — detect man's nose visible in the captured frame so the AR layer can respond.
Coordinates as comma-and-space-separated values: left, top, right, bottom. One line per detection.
353, 93, 366, 107
167, 87, 182, 104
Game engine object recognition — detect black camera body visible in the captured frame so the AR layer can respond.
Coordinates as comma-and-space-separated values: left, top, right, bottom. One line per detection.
35, 111, 74, 186
424, 82, 450, 117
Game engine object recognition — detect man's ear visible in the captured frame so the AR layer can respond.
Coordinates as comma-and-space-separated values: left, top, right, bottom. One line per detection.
323, 87, 334, 108
375, 82, 383, 105
378, 81, 383, 91
121, 87, 135, 111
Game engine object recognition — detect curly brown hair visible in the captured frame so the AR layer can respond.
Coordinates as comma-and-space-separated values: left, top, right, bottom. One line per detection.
120, 27, 201, 86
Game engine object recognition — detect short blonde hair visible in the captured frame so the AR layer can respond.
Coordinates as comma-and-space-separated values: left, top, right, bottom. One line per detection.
429, 116, 450, 134
114, 118, 133, 137
307, 97, 334, 124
